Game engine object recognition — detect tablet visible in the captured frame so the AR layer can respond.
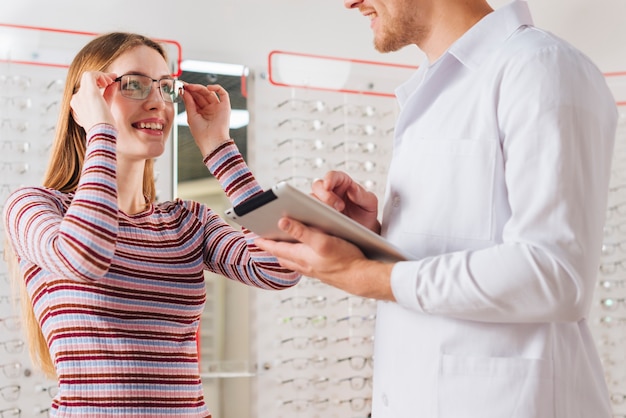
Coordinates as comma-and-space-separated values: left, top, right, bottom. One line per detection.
224, 181, 411, 262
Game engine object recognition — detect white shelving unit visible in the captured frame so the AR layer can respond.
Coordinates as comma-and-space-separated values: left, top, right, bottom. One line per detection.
0, 24, 177, 417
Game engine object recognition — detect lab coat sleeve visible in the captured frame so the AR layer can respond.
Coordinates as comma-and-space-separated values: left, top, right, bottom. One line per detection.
391, 44, 617, 323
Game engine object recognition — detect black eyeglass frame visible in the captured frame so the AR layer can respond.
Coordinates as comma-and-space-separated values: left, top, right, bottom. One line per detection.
114, 74, 184, 103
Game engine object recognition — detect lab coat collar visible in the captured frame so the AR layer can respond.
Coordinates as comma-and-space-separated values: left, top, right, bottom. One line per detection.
449, 0, 534, 70
395, 1, 533, 106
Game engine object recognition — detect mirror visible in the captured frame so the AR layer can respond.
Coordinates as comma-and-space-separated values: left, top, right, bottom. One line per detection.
175, 61, 251, 418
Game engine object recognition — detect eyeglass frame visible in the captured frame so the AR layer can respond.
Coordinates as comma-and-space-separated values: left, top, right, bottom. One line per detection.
0, 407, 20, 418
0, 384, 20, 402
113, 74, 184, 103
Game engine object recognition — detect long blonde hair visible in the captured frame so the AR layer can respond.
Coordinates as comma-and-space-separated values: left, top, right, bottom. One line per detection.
5, 32, 168, 379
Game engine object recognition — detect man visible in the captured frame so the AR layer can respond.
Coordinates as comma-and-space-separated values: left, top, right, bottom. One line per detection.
256, 0, 617, 416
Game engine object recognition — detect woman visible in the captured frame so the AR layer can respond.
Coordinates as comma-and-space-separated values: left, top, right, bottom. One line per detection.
2, 32, 300, 417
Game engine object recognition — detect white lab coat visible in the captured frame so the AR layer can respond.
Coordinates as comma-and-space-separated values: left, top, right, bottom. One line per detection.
375, 1, 618, 417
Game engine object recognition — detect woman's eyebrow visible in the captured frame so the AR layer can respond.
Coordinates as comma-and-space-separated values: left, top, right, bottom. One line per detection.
119, 71, 174, 79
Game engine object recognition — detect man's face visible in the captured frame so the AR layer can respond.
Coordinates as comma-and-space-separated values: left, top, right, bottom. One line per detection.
346, 0, 432, 53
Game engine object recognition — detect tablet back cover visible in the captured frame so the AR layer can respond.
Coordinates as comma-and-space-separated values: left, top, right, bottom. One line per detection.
225, 182, 410, 262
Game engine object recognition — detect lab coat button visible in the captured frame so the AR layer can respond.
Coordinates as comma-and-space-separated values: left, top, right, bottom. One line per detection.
382, 393, 389, 406
392, 196, 400, 208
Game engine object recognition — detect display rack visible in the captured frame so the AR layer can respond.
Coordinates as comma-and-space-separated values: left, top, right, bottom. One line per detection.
0, 23, 179, 417
2, 23, 625, 417
246, 53, 626, 417
246, 51, 415, 418
592, 71, 626, 418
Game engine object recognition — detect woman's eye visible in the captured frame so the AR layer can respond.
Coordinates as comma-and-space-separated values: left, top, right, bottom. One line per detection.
126, 80, 143, 91
161, 83, 174, 94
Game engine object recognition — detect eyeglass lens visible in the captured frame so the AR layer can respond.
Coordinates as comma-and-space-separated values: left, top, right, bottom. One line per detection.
117, 74, 183, 103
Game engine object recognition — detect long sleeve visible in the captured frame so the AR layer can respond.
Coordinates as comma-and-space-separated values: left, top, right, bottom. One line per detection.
4, 124, 119, 281
372, 4, 616, 416
386, 26, 617, 323
201, 140, 301, 289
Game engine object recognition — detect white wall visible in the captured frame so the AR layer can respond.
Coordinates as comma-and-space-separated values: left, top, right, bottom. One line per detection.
2, 0, 625, 72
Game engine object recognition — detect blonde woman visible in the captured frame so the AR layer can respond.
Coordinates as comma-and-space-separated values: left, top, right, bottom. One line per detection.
2, 32, 300, 417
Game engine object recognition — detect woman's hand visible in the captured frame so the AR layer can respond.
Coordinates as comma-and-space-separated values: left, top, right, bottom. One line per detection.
181, 83, 232, 156
70, 71, 117, 131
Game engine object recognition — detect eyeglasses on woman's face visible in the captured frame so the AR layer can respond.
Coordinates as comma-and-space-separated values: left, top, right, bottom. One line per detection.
114, 74, 184, 103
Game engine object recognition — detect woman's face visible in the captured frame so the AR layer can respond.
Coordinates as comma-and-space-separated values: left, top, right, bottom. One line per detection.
103, 45, 175, 163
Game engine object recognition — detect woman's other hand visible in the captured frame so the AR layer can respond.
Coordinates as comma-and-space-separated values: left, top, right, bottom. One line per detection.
181, 83, 232, 156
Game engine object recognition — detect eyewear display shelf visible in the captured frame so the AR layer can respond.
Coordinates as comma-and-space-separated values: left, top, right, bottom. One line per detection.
0, 23, 179, 418
592, 72, 626, 418
246, 51, 415, 418
245, 56, 626, 418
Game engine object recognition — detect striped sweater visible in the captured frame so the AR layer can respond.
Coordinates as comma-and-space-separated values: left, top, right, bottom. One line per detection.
3, 124, 300, 417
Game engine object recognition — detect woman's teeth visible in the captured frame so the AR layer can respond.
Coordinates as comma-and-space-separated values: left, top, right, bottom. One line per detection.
137, 122, 163, 130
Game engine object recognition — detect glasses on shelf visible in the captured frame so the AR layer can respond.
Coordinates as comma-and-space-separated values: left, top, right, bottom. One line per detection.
0, 385, 20, 402
275, 175, 316, 191
277, 118, 325, 131
604, 221, 626, 237
275, 137, 325, 151
0, 75, 31, 90
601, 298, 626, 311
331, 103, 378, 118
41, 100, 60, 115
607, 202, 626, 220
336, 375, 373, 390
602, 240, 626, 256
279, 295, 327, 309
280, 376, 330, 391
596, 334, 626, 350
0, 339, 25, 354
276, 98, 326, 113
600, 260, 626, 275
598, 316, 626, 327
336, 159, 377, 173
609, 183, 626, 194
280, 336, 328, 350
279, 355, 328, 370
33, 407, 50, 417
0, 316, 20, 331
337, 396, 372, 412
336, 355, 374, 370
601, 352, 626, 367
279, 315, 327, 329
0, 140, 30, 153
114, 74, 183, 104
279, 397, 330, 412
0, 362, 22, 379
611, 392, 626, 404
332, 140, 378, 154
604, 369, 626, 390
34, 384, 58, 398
598, 278, 626, 291
332, 335, 375, 347
0, 119, 28, 133
0, 408, 20, 418
0, 162, 28, 175
332, 123, 377, 136
0, 96, 32, 110
336, 314, 376, 328
278, 155, 327, 169
44, 78, 65, 94
333, 295, 377, 308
